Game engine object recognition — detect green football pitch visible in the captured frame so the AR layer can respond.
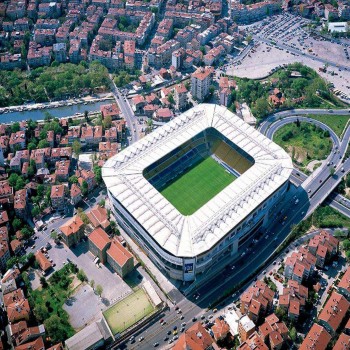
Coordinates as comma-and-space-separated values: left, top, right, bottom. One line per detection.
103, 288, 154, 334
160, 157, 236, 215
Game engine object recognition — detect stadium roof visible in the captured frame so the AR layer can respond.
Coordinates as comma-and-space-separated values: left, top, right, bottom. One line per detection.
102, 104, 293, 258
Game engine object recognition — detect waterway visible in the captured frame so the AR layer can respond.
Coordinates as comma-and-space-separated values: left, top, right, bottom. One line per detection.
0, 99, 114, 123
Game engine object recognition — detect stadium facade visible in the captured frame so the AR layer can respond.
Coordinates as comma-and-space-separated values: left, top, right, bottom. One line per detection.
102, 104, 293, 281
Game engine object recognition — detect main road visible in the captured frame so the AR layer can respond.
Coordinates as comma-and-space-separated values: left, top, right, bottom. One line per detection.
109, 75, 140, 144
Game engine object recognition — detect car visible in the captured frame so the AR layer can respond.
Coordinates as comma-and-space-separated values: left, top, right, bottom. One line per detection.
164, 337, 168, 341
31, 245, 36, 249
168, 339, 173, 344
201, 315, 206, 320
181, 322, 186, 327
192, 317, 197, 322
180, 327, 185, 332
167, 330, 171, 335
180, 315, 184, 320
173, 335, 179, 341
308, 189, 311, 193
173, 326, 177, 331
154, 342, 159, 347
129, 336, 135, 342
160, 319, 164, 324
173, 330, 178, 335
139, 337, 144, 342
177, 309, 182, 314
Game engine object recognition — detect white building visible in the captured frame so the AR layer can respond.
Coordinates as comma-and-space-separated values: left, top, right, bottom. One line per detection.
102, 104, 293, 281
190, 66, 213, 101
328, 22, 348, 33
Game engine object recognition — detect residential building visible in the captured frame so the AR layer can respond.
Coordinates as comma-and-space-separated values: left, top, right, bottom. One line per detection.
106, 239, 134, 277
173, 322, 214, 350
9, 131, 26, 151
0, 180, 13, 204
5, 289, 31, 323
51, 185, 65, 212
10, 239, 23, 255
100, 103, 120, 120
174, 84, 188, 111
13, 189, 27, 219
333, 333, 350, 350
190, 66, 213, 101
238, 315, 256, 342
0, 239, 10, 271
240, 281, 274, 323
15, 336, 45, 350
87, 205, 110, 232
318, 291, 350, 334
299, 324, 331, 350
55, 160, 70, 181
6, 321, 45, 348
212, 317, 230, 341
70, 184, 82, 206
35, 250, 52, 273
337, 266, 350, 301
59, 215, 85, 247
237, 332, 268, 350
88, 227, 111, 264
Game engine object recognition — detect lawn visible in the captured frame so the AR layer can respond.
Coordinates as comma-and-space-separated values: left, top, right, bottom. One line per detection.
103, 288, 154, 334
312, 205, 350, 228
274, 122, 332, 168
27, 264, 76, 343
160, 157, 236, 215
305, 114, 350, 137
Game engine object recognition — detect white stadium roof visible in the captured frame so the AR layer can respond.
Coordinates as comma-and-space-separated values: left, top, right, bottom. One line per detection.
102, 104, 293, 258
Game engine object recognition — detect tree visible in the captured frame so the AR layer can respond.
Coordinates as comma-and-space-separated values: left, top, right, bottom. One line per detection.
21, 226, 33, 239
72, 140, 81, 157
77, 269, 87, 282
95, 284, 103, 297
11, 122, 20, 133
99, 199, 105, 207
167, 93, 175, 105
69, 175, 78, 184
81, 180, 88, 197
31, 205, 41, 218
330, 167, 336, 176
37, 139, 49, 149
103, 115, 112, 129
93, 166, 102, 185
40, 276, 48, 288
8, 173, 19, 187
44, 315, 71, 343
50, 231, 58, 240
289, 327, 297, 342
90, 279, 95, 289
295, 118, 301, 127
253, 97, 270, 119
6, 256, 19, 270
12, 218, 22, 231
34, 304, 50, 322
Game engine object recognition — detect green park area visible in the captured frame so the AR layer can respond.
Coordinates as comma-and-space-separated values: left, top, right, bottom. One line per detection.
160, 157, 236, 215
23, 264, 76, 343
0, 61, 110, 107
305, 114, 350, 137
230, 63, 346, 120
103, 288, 154, 334
274, 121, 332, 169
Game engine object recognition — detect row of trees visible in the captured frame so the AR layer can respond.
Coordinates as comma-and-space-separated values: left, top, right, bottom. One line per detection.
0, 61, 110, 107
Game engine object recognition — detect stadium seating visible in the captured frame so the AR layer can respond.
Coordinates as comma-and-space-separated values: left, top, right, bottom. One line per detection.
143, 128, 254, 190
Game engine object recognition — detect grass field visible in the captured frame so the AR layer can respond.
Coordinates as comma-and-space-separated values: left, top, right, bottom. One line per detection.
274, 122, 332, 168
103, 289, 154, 334
160, 157, 236, 215
305, 114, 350, 137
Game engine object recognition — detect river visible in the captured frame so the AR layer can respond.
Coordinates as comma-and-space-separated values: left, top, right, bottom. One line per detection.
0, 99, 114, 123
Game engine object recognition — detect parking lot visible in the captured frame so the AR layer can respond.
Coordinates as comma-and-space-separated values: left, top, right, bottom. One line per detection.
225, 13, 350, 98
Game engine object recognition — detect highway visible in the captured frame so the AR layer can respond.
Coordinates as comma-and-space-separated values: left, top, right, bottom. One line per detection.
259, 109, 350, 216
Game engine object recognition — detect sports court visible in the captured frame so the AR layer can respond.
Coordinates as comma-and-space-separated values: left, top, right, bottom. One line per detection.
161, 156, 236, 215
103, 288, 154, 334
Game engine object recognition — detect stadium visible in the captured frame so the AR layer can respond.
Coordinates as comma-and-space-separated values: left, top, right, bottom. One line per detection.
102, 104, 293, 281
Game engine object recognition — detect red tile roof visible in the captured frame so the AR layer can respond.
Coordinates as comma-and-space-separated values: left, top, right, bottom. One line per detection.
333, 333, 350, 350
318, 291, 349, 332
107, 240, 133, 267
173, 322, 213, 350
299, 324, 331, 350
88, 227, 110, 251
